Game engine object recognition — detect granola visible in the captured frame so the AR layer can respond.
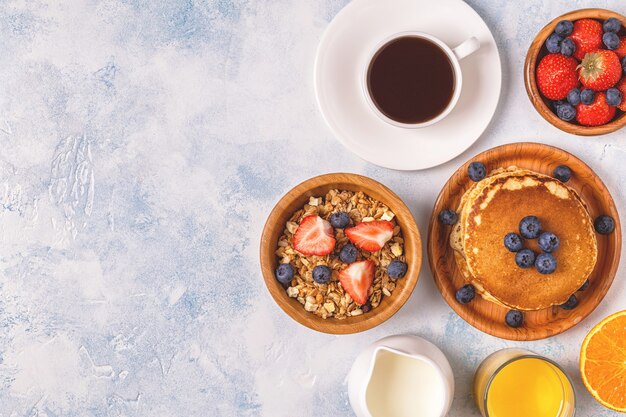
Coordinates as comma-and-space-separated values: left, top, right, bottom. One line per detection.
274, 189, 406, 319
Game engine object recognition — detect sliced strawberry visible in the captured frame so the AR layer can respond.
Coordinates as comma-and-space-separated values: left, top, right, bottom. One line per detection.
338, 260, 375, 305
345, 220, 394, 252
293, 215, 336, 256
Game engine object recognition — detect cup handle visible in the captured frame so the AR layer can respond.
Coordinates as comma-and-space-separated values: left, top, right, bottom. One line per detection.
452, 37, 480, 60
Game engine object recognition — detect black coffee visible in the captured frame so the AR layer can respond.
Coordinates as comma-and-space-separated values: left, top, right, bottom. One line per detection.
367, 36, 455, 124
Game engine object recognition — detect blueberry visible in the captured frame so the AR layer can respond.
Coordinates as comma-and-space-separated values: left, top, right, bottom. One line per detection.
556, 102, 576, 121
553, 165, 572, 182
312, 265, 331, 284
594, 215, 615, 234
538, 232, 560, 253
603, 17, 622, 33
546, 33, 563, 53
455, 284, 475, 304
551, 100, 566, 112
555, 20, 574, 37
387, 260, 408, 279
606, 88, 622, 106
560, 37, 576, 56
578, 279, 590, 292
535, 253, 557, 274
504, 233, 523, 252
566, 88, 581, 106
603, 32, 620, 50
560, 294, 578, 310
361, 302, 372, 313
438, 209, 458, 225
622, 56, 626, 74
468, 161, 487, 182
275, 263, 294, 285
505, 310, 524, 328
581, 89, 595, 105
339, 244, 358, 264
329, 211, 350, 228
519, 216, 542, 239
515, 249, 536, 269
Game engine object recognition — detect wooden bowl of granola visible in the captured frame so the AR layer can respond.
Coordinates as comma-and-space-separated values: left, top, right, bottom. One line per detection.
260, 173, 422, 334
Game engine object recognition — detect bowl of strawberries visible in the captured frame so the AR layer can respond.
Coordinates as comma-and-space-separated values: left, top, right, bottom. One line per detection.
525, 9, 626, 135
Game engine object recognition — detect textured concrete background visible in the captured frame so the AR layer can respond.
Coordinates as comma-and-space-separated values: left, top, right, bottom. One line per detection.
0, 0, 624, 416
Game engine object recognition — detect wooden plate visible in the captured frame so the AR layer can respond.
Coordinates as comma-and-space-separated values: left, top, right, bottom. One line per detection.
427, 142, 621, 340
524, 8, 626, 136
260, 173, 422, 334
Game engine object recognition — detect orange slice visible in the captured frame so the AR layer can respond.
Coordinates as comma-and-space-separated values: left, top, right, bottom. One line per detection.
580, 310, 626, 412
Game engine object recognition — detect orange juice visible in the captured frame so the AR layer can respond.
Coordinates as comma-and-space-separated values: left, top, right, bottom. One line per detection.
474, 349, 575, 417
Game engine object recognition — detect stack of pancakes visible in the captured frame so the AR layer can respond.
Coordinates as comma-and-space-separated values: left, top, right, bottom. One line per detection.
450, 167, 598, 310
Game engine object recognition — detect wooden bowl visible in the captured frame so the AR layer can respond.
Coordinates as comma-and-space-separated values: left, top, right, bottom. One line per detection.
260, 173, 422, 334
428, 142, 621, 340
524, 8, 626, 136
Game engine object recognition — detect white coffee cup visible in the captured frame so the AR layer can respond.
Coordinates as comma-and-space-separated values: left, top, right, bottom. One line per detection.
362, 31, 480, 128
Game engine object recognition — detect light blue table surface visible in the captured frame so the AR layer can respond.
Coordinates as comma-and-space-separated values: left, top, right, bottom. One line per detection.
1, 0, 625, 416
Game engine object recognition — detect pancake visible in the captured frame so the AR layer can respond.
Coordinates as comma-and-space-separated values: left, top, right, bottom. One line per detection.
451, 168, 597, 310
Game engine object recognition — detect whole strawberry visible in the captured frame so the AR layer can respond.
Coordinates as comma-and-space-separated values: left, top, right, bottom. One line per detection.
615, 78, 626, 111
576, 92, 616, 126
569, 18, 603, 61
536, 54, 579, 100
578, 50, 622, 91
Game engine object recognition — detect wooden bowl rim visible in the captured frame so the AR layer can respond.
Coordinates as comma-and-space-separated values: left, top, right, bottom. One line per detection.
260, 172, 422, 334
524, 8, 626, 136
427, 142, 622, 340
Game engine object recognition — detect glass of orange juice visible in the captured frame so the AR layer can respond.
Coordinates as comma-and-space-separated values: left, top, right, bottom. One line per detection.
474, 348, 575, 417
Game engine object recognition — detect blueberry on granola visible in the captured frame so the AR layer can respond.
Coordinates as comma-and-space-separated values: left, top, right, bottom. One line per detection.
312, 265, 331, 284
339, 243, 358, 264
387, 260, 407, 279
330, 211, 350, 229
275, 263, 294, 285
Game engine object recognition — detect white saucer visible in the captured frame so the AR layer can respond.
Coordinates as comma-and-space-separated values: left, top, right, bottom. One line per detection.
314, 0, 502, 170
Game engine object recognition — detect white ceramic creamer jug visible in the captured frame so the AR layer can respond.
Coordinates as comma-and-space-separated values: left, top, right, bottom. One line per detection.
348, 335, 454, 417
